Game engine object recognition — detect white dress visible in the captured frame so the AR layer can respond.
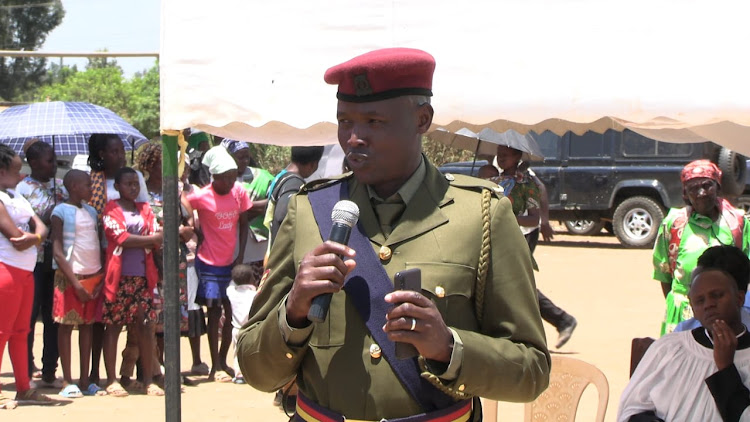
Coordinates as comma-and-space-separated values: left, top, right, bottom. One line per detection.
619, 330, 750, 421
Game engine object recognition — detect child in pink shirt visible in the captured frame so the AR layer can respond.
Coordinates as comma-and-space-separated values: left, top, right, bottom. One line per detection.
188, 146, 250, 382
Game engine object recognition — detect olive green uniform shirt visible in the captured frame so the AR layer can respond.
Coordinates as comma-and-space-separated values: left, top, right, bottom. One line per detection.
238, 158, 550, 420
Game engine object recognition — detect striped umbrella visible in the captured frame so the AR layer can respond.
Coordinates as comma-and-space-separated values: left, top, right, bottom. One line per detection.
0, 101, 148, 156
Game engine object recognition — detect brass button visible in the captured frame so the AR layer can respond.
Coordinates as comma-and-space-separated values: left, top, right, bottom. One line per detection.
379, 245, 392, 261
369, 344, 382, 359
445, 173, 455, 181
285, 352, 293, 359
458, 384, 466, 392
434, 286, 446, 298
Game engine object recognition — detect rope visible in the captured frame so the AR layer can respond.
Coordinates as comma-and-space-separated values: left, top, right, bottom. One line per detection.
474, 188, 492, 326
420, 189, 492, 399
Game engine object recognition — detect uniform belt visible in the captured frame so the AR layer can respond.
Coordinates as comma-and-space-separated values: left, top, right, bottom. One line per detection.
294, 392, 473, 422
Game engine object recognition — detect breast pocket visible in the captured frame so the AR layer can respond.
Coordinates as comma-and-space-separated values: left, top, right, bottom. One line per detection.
405, 262, 477, 331
308, 291, 346, 348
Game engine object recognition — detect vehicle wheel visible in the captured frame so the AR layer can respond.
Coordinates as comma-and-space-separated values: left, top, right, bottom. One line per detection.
564, 220, 604, 236
717, 147, 747, 197
735, 196, 750, 214
612, 196, 665, 248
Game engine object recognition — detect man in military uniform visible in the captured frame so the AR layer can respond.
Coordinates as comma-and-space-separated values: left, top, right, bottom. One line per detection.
238, 47, 549, 422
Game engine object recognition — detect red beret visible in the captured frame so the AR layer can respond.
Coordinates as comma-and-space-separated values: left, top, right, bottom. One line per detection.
324, 48, 435, 103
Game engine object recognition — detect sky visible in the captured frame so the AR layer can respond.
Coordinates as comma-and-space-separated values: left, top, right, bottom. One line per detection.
41, 0, 160, 78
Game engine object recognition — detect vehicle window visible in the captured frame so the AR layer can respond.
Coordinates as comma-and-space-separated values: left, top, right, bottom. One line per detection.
530, 130, 561, 159
657, 141, 692, 156
569, 131, 608, 158
622, 130, 656, 156
622, 129, 692, 157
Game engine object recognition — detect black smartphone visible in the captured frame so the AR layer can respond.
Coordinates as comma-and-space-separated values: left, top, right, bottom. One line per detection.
394, 268, 421, 359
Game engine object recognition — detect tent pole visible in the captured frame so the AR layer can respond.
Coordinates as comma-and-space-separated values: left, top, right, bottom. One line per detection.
162, 134, 182, 422
52, 135, 57, 194
470, 142, 480, 176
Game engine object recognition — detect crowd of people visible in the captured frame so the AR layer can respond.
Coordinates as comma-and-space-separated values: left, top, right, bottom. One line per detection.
2, 46, 750, 421
0, 131, 325, 409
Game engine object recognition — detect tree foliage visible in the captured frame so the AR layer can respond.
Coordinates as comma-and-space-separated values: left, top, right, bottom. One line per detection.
34, 59, 161, 139
239, 137, 473, 176
0, 0, 64, 101
127, 65, 160, 139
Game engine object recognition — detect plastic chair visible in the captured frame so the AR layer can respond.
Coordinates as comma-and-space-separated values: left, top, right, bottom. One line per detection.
482, 355, 609, 422
629, 337, 655, 377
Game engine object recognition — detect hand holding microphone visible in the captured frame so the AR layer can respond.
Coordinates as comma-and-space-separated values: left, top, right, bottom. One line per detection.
307, 200, 360, 322
286, 201, 360, 327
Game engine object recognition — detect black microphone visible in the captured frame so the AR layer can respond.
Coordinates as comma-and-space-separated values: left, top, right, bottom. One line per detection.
307, 200, 360, 323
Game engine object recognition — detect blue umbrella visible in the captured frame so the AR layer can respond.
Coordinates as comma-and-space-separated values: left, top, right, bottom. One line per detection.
477, 128, 545, 162
0, 101, 148, 156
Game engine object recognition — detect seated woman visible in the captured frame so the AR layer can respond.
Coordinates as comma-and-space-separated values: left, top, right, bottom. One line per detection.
675, 245, 750, 332
619, 245, 750, 422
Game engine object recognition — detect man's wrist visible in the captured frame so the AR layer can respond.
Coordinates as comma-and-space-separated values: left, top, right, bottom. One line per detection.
286, 303, 311, 328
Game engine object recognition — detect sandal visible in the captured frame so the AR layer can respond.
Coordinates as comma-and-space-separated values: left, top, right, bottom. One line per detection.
0, 394, 17, 410
144, 383, 165, 397
105, 382, 129, 398
210, 370, 233, 383
58, 384, 83, 399
15, 389, 58, 406
82, 383, 107, 397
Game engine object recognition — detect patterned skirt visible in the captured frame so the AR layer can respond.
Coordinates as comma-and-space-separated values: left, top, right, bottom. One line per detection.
53, 270, 102, 325
101, 276, 157, 326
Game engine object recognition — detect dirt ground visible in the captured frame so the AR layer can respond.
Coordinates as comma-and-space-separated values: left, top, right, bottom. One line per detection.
1, 229, 664, 421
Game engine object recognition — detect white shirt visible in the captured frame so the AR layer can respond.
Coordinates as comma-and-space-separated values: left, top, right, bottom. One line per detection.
71, 207, 101, 275
619, 330, 750, 422
104, 170, 150, 203
226, 281, 257, 330
0, 190, 37, 271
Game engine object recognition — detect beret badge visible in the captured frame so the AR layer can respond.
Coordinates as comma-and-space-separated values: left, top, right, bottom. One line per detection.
354, 73, 373, 96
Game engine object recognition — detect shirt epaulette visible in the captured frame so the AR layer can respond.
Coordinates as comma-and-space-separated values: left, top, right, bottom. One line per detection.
443, 173, 504, 198
300, 172, 354, 193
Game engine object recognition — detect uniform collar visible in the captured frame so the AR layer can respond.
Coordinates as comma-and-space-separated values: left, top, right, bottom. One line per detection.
367, 156, 426, 205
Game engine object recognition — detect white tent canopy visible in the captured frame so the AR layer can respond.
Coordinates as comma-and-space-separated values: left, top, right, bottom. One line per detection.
160, 0, 750, 155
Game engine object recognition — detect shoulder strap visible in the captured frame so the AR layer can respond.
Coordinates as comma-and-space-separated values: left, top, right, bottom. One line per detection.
307, 183, 456, 412
720, 199, 746, 249
736, 216, 745, 249
272, 172, 304, 202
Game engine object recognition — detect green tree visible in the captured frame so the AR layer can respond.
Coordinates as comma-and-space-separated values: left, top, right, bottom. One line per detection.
36, 64, 129, 116
126, 64, 160, 139
35, 59, 160, 139
0, 0, 65, 100
86, 53, 118, 70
